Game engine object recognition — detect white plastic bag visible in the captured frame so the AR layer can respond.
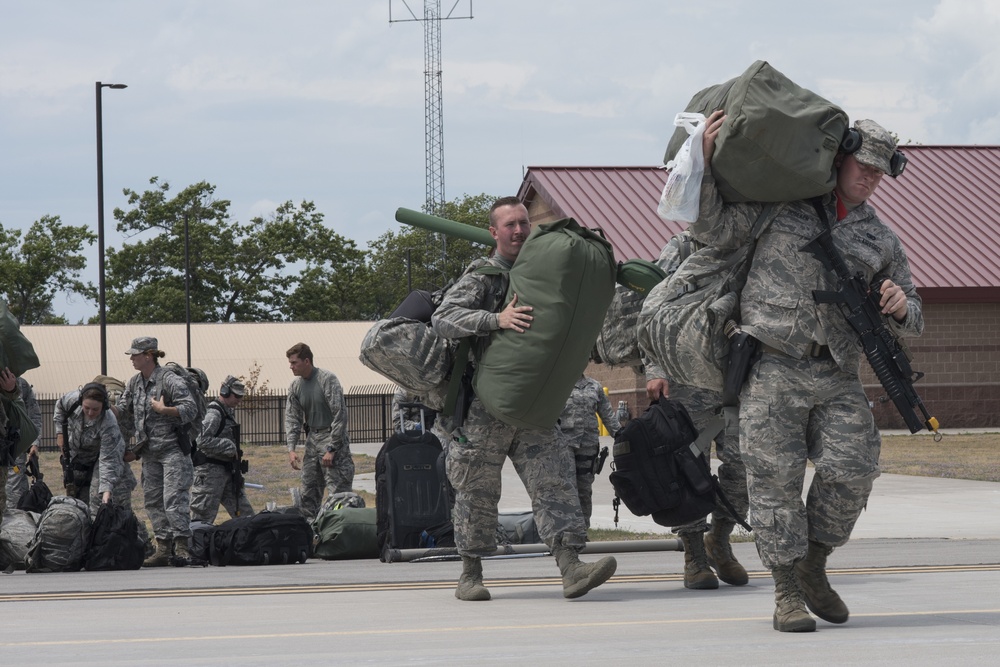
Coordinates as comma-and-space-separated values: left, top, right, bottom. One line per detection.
657, 112, 707, 223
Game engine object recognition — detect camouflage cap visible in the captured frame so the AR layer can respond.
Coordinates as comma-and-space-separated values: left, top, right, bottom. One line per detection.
222, 374, 245, 397
125, 336, 158, 355
853, 119, 896, 174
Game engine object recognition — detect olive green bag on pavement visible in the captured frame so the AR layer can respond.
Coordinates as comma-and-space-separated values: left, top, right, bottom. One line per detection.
473, 218, 617, 430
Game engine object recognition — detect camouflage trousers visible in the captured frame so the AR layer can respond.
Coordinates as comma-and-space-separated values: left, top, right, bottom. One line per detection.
299, 429, 355, 521
141, 445, 195, 540
448, 398, 587, 558
0, 464, 7, 515
740, 350, 880, 569
573, 442, 598, 528
191, 462, 254, 524
669, 384, 749, 535
5, 455, 27, 510
86, 458, 137, 518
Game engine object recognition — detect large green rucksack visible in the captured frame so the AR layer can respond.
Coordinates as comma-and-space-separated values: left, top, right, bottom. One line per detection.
664, 60, 848, 203
473, 218, 617, 430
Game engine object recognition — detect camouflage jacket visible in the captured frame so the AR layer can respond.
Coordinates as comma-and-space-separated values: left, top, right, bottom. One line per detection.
198, 399, 238, 461
643, 231, 704, 381
559, 376, 621, 444
431, 254, 512, 361
285, 367, 350, 452
53, 389, 125, 494
690, 172, 923, 374
117, 365, 198, 455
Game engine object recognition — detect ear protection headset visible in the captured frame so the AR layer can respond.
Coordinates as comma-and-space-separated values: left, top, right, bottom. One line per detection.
840, 128, 908, 178
81, 382, 110, 411
220, 382, 232, 397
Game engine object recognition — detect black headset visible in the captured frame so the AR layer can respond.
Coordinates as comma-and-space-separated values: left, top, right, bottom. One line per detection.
220, 383, 232, 397
840, 127, 908, 178
81, 382, 110, 411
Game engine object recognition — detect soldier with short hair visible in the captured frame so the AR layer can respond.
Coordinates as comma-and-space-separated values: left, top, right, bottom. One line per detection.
116, 336, 198, 567
191, 374, 253, 523
694, 114, 923, 632
285, 342, 354, 521
432, 196, 617, 602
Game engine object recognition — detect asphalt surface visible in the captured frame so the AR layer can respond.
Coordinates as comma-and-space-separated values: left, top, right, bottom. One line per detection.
2, 434, 998, 666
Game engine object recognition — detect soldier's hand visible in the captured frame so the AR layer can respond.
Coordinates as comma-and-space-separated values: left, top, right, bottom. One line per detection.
646, 378, 670, 400
702, 109, 726, 170
102, 491, 111, 504
0, 368, 16, 393
321, 451, 335, 468
498, 293, 533, 333
876, 279, 908, 321
288, 450, 301, 470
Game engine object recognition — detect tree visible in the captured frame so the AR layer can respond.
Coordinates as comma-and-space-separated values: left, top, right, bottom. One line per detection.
106, 178, 367, 322
362, 193, 498, 319
0, 216, 96, 325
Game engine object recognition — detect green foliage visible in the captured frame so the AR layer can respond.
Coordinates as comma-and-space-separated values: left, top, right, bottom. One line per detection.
363, 193, 497, 318
107, 177, 366, 322
0, 215, 96, 325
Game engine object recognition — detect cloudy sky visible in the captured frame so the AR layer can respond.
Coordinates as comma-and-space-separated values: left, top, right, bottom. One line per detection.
2, 0, 997, 322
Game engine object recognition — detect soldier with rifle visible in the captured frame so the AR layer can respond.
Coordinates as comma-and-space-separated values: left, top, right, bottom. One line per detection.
693, 114, 926, 633
190, 375, 253, 524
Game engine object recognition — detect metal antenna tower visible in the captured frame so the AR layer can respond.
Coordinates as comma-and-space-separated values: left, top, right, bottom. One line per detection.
389, 1, 473, 214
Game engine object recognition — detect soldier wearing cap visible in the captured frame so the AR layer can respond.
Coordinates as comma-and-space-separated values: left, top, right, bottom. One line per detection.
115, 336, 199, 567
692, 115, 923, 632
191, 374, 253, 523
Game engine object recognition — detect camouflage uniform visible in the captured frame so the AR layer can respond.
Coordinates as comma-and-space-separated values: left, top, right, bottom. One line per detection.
54, 388, 134, 516
558, 375, 620, 527
691, 172, 923, 569
4, 378, 41, 510
191, 398, 253, 523
117, 365, 198, 541
0, 386, 28, 517
285, 367, 354, 520
432, 254, 588, 557
392, 386, 434, 433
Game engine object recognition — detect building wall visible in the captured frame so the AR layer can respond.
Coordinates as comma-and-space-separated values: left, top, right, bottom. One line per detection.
586, 302, 1000, 430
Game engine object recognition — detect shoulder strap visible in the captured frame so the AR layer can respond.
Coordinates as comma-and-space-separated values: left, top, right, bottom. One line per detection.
206, 401, 229, 438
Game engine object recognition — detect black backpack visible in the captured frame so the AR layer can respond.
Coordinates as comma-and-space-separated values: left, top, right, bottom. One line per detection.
16, 454, 53, 514
207, 512, 313, 566
83, 502, 145, 571
375, 429, 453, 561
609, 399, 751, 530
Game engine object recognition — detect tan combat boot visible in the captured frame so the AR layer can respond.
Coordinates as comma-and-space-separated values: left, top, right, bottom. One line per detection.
704, 520, 749, 586
680, 532, 719, 590
143, 538, 172, 568
455, 556, 491, 601
552, 547, 617, 599
795, 540, 849, 624
171, 536, 191, 567
772, 564, 816, 632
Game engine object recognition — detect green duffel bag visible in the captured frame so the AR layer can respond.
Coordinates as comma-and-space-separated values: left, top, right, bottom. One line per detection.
0, 300, 40, 377
473, 218, 617, 430
664, 60, 848, 203
312, 507, 379, 560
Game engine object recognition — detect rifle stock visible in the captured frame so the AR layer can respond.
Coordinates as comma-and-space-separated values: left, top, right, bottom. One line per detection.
802, 228, 939, 435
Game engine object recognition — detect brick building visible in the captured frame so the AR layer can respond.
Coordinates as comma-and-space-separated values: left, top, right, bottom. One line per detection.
517, 146, 1000, 429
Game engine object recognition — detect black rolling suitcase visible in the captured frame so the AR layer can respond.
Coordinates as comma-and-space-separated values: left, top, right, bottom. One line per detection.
376, 408, 453, 561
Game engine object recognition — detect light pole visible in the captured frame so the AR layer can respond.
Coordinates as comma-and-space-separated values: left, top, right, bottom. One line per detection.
96, 81, 127, 375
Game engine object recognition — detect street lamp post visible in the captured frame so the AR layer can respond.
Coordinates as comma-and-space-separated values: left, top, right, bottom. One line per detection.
96, 81, 127, 375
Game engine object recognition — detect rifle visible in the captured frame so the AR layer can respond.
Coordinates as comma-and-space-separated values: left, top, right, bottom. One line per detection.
231, 422, 249, 515
802, 199, 939, 436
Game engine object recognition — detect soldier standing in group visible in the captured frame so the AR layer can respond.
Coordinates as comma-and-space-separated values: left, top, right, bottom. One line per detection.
4, 376, 41, 509
432, 196, 617, 602
191, 375, 253, 523
557, 375, 620, 528
285, 342, 354, 521
115, 337, 198, 567
694, 114, 923, 632
54, 382, 134, 516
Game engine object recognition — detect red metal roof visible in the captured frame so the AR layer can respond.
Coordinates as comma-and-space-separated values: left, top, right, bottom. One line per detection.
518, 146, 1000, 303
